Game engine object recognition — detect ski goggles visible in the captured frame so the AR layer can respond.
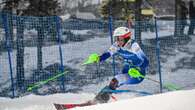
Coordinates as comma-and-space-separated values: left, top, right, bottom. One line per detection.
114, 32, 132, 41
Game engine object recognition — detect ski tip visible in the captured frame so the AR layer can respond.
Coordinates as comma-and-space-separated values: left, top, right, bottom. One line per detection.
53, 103, 79, 110
53, 103, 65, 110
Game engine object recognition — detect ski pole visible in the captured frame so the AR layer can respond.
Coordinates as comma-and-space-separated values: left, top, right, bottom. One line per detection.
128, 69, 181, 91
102, 89, 152, 95
145, 76, 182, 91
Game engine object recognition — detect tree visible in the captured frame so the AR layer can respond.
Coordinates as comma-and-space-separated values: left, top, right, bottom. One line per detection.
100, 0, 134, 20
23, 0, 60, 71
16, 18, 25, 89
175, 0, 180, 37
2, 0, 26, 89
174, 0, 188, 37
100, 0, 143, 44
23, 0, 60, 16
1, 0, 16, 47
1, 0, 60, 89
134, 0, 142, 44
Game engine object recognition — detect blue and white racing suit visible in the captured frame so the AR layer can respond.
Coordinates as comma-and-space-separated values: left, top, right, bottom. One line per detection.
99, 40, 149, 86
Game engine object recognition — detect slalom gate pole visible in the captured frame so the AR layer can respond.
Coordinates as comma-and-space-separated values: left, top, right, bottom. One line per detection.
108, 0, 117, 76
27, 71, 68, 91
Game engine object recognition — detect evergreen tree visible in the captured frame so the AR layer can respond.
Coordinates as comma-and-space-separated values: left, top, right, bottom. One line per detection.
100, 0, 134, 20
134, 0, 142, 44
174, 0, 188, 37
23, 0, 60, 16
2, 0, 26, 89
23, 0, 60, 71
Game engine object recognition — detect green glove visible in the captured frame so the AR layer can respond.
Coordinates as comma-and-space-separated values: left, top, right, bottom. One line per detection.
128, 68, 144, 79
82, 53, 100, 65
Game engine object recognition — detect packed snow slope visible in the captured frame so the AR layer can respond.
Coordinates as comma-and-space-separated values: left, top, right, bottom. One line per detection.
76, 89, 195, 110
0, 89, 195, 110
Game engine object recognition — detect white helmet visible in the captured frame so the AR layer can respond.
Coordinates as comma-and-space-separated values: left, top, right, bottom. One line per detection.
113, 27, 132, 40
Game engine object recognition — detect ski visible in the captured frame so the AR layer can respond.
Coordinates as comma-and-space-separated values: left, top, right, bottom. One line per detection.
53, 102, 95, 110
54, 103, 81, 110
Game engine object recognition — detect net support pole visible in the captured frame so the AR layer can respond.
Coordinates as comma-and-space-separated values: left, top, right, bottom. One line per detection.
2, 12, 15, 98
154, 17, 163, 93
55, 16, 65, 92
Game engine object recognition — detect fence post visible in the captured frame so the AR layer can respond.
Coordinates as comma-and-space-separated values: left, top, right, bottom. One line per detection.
108, 1, 116, 76
55, 16, 65, 92
1, 12, 15, 98
154, 17, 163, 93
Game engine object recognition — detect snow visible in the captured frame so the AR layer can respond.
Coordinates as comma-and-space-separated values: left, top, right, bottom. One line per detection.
0, 89, 195, 110
60, 14, 71, 21
1, 19, 195, 110
75, 11, 97, 19
0, 33, 195, 109
75, 89, 195, 110
59, 0, 102, 9
0, 93, 94, 110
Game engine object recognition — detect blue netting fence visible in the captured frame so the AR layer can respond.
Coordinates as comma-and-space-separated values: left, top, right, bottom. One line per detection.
0, 12, 195, 98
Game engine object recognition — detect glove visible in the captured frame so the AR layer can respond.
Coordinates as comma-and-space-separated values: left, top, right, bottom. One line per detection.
108, 45, 118, 55
82, 53, 100, 65
128, 68, 144, 79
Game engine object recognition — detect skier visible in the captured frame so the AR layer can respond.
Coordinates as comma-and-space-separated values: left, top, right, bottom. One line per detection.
90, 26, 149, 86
54, 27, 149, 110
